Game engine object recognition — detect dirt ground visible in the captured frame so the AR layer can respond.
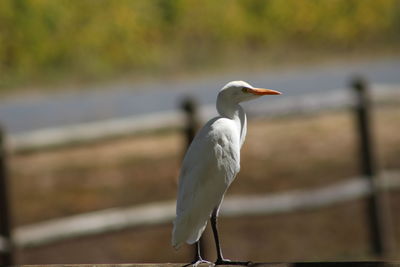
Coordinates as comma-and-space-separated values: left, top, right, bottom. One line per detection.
9, 105, 400, 264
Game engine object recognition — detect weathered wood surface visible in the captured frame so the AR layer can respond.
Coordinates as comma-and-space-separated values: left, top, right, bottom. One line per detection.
14, 262, 400, 267
14, 264, 283, 267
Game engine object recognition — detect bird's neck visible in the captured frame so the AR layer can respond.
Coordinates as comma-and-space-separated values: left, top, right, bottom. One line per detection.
217, 97, 238, 119
216, 99, 247, 147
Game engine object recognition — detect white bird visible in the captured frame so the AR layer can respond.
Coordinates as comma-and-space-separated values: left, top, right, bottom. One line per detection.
172, 81, 281, 266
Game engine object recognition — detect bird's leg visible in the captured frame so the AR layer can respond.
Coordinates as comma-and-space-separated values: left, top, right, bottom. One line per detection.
211, 208, 251, 266
194, 240, 202, 262
211, 208, 225, 263
183, 240, 214, 267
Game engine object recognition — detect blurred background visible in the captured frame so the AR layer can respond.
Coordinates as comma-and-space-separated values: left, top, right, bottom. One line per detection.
0, 0, 400, 265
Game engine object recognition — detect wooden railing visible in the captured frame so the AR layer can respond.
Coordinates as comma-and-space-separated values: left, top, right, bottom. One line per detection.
15, 261, 400, 267
12, 171, 400, 249
6, 84, 399, 153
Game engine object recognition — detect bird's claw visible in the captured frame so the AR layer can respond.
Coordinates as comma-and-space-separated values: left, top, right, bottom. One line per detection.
191, 259, 215, 267
182, 258, 215, 267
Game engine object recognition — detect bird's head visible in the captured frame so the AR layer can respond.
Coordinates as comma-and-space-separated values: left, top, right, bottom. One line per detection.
218, 80, 281, 104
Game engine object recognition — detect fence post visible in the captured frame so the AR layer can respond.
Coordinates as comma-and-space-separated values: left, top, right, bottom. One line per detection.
351, 76, 392, 258
180, 97, 200, 149
0, 126, 13, 266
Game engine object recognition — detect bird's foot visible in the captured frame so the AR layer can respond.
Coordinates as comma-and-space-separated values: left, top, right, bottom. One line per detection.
182, 259, 215, 267
215, 258, 251, 266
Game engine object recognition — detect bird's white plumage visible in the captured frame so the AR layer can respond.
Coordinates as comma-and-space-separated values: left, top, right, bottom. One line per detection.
172, 117, 241, 247
172, 81, 272, 249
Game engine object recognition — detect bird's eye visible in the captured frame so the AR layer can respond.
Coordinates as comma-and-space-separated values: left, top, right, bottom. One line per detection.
242, 87, 249, 93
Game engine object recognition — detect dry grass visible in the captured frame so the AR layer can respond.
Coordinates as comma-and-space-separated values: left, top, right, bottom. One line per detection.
9, 105, 400, 264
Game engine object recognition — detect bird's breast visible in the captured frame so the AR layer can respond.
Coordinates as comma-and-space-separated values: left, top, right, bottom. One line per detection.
209, 120, 241, 184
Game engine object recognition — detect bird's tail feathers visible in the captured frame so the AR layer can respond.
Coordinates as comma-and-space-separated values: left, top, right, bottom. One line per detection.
187, 223, 207, 244
172, 214, 208, 249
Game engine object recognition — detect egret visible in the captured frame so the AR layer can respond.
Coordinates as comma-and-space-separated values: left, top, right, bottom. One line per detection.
172, 81, 281, 266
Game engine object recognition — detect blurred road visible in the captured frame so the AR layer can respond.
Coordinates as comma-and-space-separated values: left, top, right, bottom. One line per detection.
1, 58, 400, 134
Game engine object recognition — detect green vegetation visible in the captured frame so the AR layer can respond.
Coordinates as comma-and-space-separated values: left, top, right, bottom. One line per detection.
1, 0, 399, 90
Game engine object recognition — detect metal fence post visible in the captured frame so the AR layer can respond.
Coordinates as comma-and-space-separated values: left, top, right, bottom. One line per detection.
351, 76, 392, 258
0, 126, 13, 266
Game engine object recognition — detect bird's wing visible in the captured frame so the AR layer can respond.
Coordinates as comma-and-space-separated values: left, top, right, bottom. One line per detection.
172, 117, 240, 248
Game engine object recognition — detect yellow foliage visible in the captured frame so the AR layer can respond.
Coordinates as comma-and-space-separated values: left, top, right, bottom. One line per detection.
0, 0, 399, 89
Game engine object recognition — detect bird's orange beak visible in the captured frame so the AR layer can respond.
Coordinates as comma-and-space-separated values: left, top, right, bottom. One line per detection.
246, 88, 282, 95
